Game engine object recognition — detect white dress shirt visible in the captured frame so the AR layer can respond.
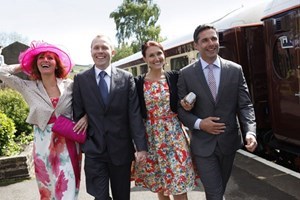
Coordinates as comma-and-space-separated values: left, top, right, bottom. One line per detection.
194, 57, 221, 130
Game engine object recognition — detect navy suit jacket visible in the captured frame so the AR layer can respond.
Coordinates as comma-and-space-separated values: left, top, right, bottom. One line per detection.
73, 66, 147, 165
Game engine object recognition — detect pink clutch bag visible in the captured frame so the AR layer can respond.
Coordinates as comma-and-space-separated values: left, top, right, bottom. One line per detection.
52, 115, 86, 143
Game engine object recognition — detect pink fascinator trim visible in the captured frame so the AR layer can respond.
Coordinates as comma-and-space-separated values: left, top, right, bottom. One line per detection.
19, 40, 74, 76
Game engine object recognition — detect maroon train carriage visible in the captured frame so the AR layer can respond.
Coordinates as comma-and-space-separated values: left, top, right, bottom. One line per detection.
261, 0, 300, 169
112, 0, 300, 171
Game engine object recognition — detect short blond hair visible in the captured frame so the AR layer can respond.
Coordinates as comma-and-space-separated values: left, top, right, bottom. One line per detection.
91, 35, 114, 50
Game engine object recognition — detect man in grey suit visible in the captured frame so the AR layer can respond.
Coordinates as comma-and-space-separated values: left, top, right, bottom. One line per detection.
73, 35, 147, 200
178, 24, 257, 200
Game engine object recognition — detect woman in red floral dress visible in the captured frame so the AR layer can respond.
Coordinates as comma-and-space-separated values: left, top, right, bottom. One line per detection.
134, 41, 196, 200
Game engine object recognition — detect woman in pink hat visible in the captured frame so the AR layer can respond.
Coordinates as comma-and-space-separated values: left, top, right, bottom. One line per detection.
0, 41, 87, 200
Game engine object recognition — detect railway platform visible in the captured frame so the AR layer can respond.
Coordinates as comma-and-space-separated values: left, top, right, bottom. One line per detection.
1, 149, 299, 200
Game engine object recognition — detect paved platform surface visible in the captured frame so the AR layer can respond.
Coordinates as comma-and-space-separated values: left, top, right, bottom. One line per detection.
1, 150, 299, 200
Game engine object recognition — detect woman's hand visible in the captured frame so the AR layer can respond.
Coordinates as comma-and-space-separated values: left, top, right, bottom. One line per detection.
180, 99, 194, 111
74, 114, 88, 134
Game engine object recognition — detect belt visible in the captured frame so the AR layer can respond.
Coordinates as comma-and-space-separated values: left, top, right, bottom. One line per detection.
147, 113, 177, 120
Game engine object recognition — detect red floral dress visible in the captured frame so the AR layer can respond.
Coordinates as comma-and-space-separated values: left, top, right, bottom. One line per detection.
133, 79, 196, 195
33, 97, 81, 200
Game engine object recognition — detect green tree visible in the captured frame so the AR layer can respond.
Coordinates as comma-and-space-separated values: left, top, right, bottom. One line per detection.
110, 0, 162, 53
112, 43, 134, 62
0, 111, 21, 156
0, 88, 32, 137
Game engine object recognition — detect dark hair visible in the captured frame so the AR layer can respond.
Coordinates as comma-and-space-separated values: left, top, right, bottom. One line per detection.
141, 41, 164, 57
193, 24, 217, 43
31, 52, 68, 80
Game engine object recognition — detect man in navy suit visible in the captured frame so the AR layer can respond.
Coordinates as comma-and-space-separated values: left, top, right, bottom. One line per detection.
73, 35, 147, 200
178, 24, 257, 200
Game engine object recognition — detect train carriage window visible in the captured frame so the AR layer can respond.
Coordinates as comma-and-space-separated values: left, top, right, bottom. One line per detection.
273, 35, 295, 79
140, 64, 148, 74
170, 56, 189, 71
131, 67, 137, 76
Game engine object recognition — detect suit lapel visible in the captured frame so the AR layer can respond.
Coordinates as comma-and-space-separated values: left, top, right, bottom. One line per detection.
108, 66, 119, 107
217, 58, 228, 103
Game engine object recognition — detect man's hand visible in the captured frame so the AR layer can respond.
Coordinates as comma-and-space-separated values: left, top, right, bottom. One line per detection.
200, 117, 226, 135
245, 135, 257, 152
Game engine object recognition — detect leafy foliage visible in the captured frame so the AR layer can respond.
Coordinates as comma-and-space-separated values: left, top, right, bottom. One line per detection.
0, 88, 32, 137
110, 0, 162, 53
69, 64, 91, 78
112, 43, 134, 62
15, 132, 34, 147
0, 111, 21, 156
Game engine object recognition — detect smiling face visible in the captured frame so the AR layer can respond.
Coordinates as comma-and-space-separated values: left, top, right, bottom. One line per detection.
91, 35, 115, 70
143, 45, 165, 71
194, 28, 219, 64
36, 52, 57, 75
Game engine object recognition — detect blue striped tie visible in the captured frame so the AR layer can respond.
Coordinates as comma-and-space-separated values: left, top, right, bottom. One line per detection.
98, 71, 109, 105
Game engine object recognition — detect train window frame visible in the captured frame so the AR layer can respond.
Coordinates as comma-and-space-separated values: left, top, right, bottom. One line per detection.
170, 55, 189, 71
272, 34, 295, 80
140, 64, 148, 74
131, 67, 138, 76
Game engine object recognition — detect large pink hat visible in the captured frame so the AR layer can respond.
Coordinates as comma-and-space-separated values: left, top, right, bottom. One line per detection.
19, 41, 74, 75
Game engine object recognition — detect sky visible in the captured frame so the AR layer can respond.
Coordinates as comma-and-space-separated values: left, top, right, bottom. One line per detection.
1, 0, 264, 65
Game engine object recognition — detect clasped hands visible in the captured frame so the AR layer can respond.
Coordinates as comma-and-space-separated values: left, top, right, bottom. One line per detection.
135, 151, 147, 163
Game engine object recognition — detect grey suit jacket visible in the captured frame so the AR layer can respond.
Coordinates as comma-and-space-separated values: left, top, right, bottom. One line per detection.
73, 66, 147, 165
177, 57, 256, 157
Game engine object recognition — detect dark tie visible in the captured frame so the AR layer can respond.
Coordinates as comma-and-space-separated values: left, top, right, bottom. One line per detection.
207, 64, 217, 101
98, 71, 109, 105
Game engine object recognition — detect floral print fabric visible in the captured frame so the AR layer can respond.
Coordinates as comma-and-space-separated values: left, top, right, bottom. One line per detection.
134, 79, 196, 195
33, 97, 81, 200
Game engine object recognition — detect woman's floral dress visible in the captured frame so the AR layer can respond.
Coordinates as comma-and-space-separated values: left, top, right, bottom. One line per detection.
134, 79, 196, 195
33, 97, 81, 200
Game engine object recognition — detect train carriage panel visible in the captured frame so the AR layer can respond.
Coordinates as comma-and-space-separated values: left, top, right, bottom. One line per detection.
263, 4, 300, 146
219, 25, 270, 130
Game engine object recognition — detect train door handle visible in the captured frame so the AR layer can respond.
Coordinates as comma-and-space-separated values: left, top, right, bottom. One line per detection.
295, 93, 300, 97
